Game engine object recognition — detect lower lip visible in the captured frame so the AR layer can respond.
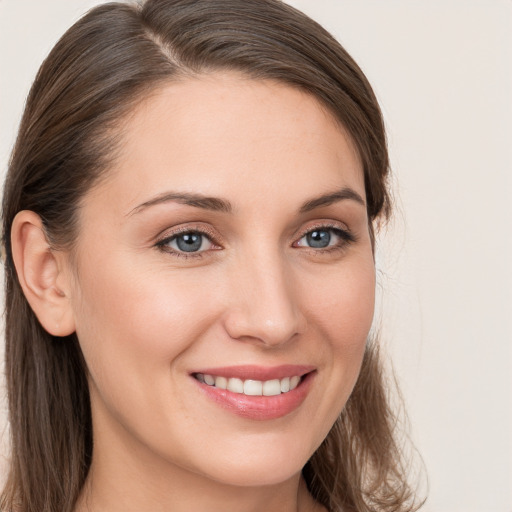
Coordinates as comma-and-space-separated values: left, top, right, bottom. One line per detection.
193, 372, 315, 421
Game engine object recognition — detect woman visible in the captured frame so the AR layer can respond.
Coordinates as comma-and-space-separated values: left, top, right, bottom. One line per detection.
1, 1, 421, 511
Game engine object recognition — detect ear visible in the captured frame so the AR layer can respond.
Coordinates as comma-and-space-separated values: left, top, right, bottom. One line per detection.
11, 210, 76, 337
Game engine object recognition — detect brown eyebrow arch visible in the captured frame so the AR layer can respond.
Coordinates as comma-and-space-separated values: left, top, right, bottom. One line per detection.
299, 187, 366, 213
128, 192, 233, 216
128, 186, 364, 217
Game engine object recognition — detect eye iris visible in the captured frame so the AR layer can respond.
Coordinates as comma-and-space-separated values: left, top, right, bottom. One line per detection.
307, 230, 331, 248
176, 233, 202, 252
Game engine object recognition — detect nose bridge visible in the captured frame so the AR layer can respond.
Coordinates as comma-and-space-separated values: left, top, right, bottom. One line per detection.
224, 242, 304, 346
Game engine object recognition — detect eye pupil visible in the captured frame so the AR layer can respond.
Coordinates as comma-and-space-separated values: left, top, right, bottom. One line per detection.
176, 233, 202, 252
307, 230, 331, 248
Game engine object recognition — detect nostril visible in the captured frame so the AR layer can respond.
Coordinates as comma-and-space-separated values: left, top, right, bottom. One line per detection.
223, 313, 303, 347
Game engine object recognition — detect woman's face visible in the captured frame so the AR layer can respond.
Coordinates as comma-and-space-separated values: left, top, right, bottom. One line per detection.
67, 73, 375, 487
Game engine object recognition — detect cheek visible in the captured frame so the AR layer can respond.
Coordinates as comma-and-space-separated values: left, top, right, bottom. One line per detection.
305, 256, 376, 350
278, 254, 376, 452
70, 258, 227, 462
70, 253, 224, 409
304, 254, 375, 408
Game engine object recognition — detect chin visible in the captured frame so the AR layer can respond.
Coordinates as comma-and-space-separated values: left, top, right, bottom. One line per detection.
188, 434, 317, 488
208, 460, 304, 488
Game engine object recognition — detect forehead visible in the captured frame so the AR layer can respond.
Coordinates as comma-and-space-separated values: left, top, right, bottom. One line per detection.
86, 72, 365, 217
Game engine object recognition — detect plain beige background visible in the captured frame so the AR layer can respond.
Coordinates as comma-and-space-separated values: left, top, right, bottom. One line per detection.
1, 1, 511, 511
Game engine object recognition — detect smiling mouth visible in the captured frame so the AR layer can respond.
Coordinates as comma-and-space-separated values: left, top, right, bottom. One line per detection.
191, 365, 315, 419
194, 373, 302, 396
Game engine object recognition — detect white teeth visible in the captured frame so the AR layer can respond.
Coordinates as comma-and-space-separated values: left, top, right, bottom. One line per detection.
227, 377, 244, 394
197, 373, 303, 396
290, 376, 300, 390
215, 376, 227, 389
263, 379, 281, 396
204, 374, 215, 386
244, 379, 263, 396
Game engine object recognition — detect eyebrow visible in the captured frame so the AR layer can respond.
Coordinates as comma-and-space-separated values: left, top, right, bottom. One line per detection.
128, 192, 233, 216
128, 186, 365, 216
299, 187, 366, 213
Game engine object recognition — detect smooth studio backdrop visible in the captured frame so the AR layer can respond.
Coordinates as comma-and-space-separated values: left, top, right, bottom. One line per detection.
1, 1, 511, 511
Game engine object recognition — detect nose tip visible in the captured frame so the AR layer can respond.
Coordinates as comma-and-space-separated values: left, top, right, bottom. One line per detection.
223, 261, 305, 348
227, 311, 301, 348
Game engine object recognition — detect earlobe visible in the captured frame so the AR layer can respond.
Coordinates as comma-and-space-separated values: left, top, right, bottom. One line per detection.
11, 210, 76, 337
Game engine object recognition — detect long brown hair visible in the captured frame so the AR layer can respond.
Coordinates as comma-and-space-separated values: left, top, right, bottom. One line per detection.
1, 1, 420, 511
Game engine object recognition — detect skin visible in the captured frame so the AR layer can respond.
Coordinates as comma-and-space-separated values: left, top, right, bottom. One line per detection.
13, 73, 375, 512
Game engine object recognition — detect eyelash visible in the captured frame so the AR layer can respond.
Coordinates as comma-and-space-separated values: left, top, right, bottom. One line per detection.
155, 225, 219, 259
155, 223, 356, 259
294, 223, 356, 254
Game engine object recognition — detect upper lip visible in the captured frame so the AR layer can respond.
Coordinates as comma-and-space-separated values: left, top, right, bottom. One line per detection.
191, 364, 315, 381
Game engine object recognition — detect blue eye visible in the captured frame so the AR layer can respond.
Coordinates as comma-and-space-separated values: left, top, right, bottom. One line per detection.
306, 230, 331, 248
161, 231, 213, 253
295, 227, 353, 250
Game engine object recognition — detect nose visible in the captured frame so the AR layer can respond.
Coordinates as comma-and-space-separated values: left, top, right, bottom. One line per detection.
222, 249, 306, 348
